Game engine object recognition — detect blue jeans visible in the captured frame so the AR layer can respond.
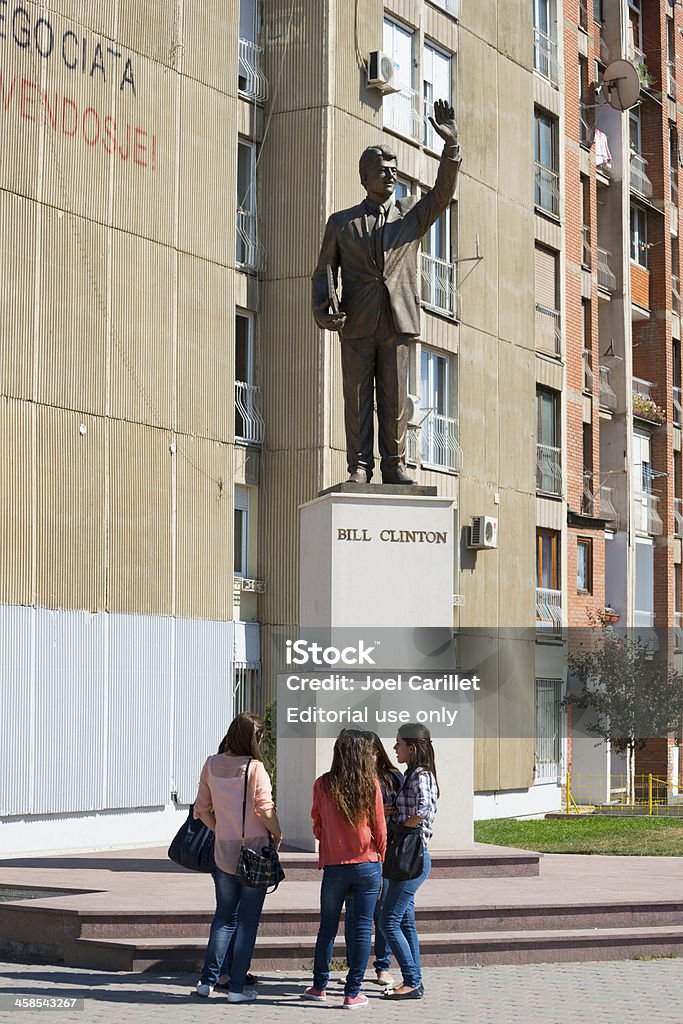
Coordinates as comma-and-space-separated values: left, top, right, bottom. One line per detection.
379, 848, 431, 988
344, 879, 392, 971
200, 868, 267, 993
313, 861, 382, 997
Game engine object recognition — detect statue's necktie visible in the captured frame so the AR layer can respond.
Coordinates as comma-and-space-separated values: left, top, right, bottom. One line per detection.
373, 205, 385, 271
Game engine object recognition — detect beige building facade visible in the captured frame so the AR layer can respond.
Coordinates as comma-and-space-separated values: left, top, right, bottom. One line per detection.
1, 0, 549, 855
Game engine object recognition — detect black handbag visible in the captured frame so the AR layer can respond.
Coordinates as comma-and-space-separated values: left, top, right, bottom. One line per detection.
168, 805, 216, 873
235, 759, 285, 893
382, 821, 424, 881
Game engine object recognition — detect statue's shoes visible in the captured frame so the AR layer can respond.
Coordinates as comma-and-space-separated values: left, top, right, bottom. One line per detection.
348, 468, 371, 483
382, 466, 414, 485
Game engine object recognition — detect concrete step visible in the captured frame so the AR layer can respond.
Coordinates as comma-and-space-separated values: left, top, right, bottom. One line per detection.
278, 848, 541, 880
72, 924, 683, 972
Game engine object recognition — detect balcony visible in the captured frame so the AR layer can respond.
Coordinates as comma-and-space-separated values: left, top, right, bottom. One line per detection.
420, 253, 458, 317
599, 365, 617, 411
535, 304, 561, 357
633, 377, 664, 424
580, 107, 593, 147
628, 42, 646, 67
533, 28, 559, 86
536, 587, 562, 634
236, 208, 262, 271
235, 381, 265, 446
583, 348, 594, 393
600, 485, 619, 528
633, 491, 663, 536
384, 86, 422, 142
535, 162, 560, 217
675, 497, 683, 539
420, 411, 463, 473
582, 471, 595, 516
238, 38, 268, 104
630, 152, 653, 198
597, 248, 616, 292
536, 443, 562, 495
582, 225, 592, 268
668, 61, 677, 101
673, 385, 682, 426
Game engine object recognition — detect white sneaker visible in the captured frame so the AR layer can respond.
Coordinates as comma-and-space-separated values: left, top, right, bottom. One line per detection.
195, 982, 213, 998
227, 991, 257, 1003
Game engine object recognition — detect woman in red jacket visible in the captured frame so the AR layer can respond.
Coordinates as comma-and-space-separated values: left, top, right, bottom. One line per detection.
304, 729, 387, 1010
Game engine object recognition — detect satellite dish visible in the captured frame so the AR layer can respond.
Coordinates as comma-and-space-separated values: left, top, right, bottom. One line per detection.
602, 60, 641, 111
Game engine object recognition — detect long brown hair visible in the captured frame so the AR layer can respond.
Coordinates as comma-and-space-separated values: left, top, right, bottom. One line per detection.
397, 722, 440, 797
363, 731, 400, 794
324, 730, 377, 828
218, 712, 264, 760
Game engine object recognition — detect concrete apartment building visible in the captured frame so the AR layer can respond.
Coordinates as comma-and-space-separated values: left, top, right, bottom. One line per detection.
2, 0, 679, 855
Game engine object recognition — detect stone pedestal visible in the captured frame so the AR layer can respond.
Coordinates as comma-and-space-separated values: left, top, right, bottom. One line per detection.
277, 488, 474, 852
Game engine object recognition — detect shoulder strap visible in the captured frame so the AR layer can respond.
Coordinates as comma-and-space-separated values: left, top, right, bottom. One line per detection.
241, 758, 253, 844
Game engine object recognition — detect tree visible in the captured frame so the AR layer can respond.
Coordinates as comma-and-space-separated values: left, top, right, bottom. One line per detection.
565, 619, 683, 804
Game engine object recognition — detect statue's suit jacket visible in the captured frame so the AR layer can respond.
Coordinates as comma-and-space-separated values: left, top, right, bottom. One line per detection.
312, 147, 460, 339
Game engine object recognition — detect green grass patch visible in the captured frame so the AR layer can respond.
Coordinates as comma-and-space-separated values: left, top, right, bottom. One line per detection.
474, 815, 683, 855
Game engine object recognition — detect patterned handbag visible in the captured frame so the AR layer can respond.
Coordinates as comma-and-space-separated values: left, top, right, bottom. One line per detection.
235, 759, 285, 892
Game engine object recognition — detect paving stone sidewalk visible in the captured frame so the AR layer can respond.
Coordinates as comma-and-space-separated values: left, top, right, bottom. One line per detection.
1, 958, 683, 1024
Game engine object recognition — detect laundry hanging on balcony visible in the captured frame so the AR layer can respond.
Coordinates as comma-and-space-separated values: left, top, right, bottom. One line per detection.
594, 129, 612, 167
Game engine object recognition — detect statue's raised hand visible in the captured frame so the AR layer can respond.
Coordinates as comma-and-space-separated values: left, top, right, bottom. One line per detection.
429, 98, 459, 148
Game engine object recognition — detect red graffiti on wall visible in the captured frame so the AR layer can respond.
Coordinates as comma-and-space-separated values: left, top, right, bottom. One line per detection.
0, 74, 157, 171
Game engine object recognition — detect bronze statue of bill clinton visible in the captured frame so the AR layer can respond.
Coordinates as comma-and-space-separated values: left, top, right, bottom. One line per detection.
311, 99, 461, 485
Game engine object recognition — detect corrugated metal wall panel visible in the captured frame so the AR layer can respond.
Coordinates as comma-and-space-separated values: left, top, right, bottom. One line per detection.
108, 420, 173, 615
263, 1, 328, 114
106, 613, 173, 808
33, 610, 107, 814
36, 209, 108, 416
0, 399, 33, 606
116, 0, 180, 69
0, 605, 34, 815
0, 192, 36, 401
109, 232, 174, 428
334, 0, 383, 125
175, 436, 232, 620
172, 617, 234, 804
35, 405, 107, 611
177, 255, 235, 441
0, 40, 39, 202
183, 0, 240, 96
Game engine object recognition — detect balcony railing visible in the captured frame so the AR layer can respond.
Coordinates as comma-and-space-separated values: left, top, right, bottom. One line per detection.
533, 28, 559, 86
583, 348, 594, 393
668, 61, 677, 100
597, 247, 617, 292
534, 162, 560, 217
582, 225, 592, 268
535, 304, 561, 357
420, 411, 463, 473
420, 253, 458, 317
673, 274, 681, 316
536, 443, 562, 495
675, 497, 683, 539
600, 485, 619, 528
628, 43, 646, 67
580, 107, 593, 147
634, 609, 655, 627
429, 0, 459, 15
236, 208, 262, 271
583, 471, 595, 516
673, 385, 682, 426
633, 491, 663, 536
384, 86, 422, 142
238, 38, 268, 103
630, 152, 653, 198
235, 381, 265, 446
599, 365, 617, 411
536, 587, 563, 634
633, 377, 664, 423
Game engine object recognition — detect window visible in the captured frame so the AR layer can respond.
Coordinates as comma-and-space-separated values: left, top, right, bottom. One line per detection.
536, 388, 561, 494
667, 18, 676, 99
593, 0, 603, 23
423, 41, 451, 151
535, 678, 563, 782
673, 237, 680, 314
383, 17, 419, 141
237, 140, 258, 270
235, 311, 264, 445
579, 58, 591, 145
582, 423, 594, 513
419, 348, 460, 471
234, 486, 249, 576
535, 246, 560, 356
421, 201, 456, 315
629, 106, 641, 154
630, 205, 648, 267
238, 0, 267, 103
581, 177, 591, 267
577, 539, 592, 593
534, 109, 559, 216
394, 177, 412, 201
670, 126, 679, 205
537, 529, 559, 590
628, 0, 643, 62
533, 0, 558, 85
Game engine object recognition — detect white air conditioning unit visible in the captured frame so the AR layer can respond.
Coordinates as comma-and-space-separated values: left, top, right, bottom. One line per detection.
468, 515, 498, 550
406, 394, 422, 426
367, 51, 400, 94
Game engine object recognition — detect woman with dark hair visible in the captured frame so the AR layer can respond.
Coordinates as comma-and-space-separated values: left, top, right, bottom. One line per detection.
193, 712, 283, 1003
304, 729, 387, 1010
380, 722, 439, 1001
344, 732, 403, 987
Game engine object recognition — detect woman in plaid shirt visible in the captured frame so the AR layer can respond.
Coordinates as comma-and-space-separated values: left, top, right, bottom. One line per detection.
380, 723, 439, 1001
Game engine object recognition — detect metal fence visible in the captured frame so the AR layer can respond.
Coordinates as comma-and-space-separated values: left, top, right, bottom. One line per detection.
565, 772, 683, 816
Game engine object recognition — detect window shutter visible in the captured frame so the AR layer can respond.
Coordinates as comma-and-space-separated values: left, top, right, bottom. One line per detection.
535, 246, 557, 309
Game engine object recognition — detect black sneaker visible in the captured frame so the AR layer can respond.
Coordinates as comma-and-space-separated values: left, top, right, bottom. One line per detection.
215, 973, 258, 990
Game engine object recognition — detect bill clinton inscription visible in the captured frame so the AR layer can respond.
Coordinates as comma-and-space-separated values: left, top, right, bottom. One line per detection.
312, 99, 461, 485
